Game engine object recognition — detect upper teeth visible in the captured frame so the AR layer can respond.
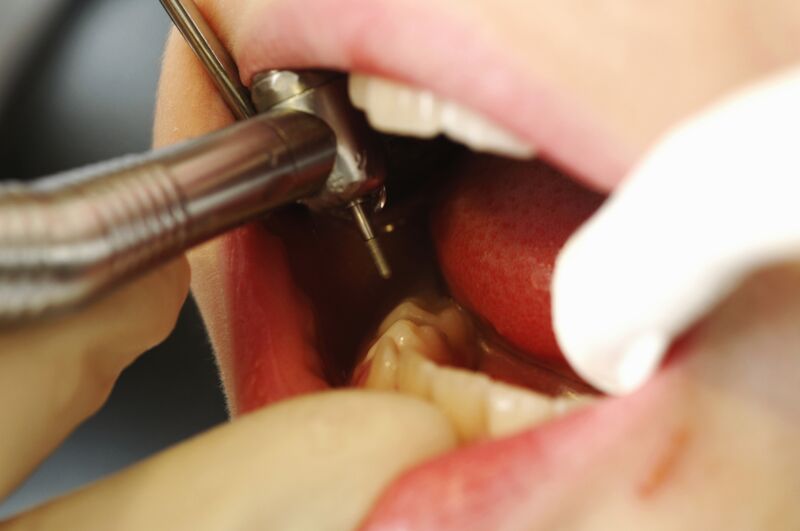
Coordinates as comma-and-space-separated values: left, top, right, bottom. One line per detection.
349, 74, 536, 159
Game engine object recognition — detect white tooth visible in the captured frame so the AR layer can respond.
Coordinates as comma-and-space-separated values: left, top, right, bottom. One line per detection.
349, 74, 535, 159
438, 100, 536, 159
553, 394, 597, 416
395, 349, 437, 399
379, 320, 451, 363
349, 74, 441, 137
430, 367, 491, 441
486, 381, 555, 438
364, 337, 399, 391
248, 391, 456, 530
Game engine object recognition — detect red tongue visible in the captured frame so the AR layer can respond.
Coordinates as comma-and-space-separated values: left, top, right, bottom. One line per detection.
431, 156, 604, 363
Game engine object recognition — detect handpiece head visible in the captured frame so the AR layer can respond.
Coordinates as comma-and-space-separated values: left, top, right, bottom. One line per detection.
251, 70, 385, 211
251, 69, 392, 278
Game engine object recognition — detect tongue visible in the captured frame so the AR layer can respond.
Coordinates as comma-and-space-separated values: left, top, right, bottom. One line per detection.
431, 155, 604, 365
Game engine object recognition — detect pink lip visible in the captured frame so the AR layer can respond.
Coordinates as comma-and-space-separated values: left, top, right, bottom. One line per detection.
359, 380, 674, 530
234, 0, 634, 191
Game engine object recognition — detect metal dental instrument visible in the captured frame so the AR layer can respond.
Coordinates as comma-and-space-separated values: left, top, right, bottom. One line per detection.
0, 110, 336, 323
160, 0, 392, 279
0, 1, 392, 325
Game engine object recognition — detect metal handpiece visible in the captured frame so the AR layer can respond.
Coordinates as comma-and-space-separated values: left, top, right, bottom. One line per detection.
0, 111, 336, 323
160, 0, 392, 278
252, 70, 393, 279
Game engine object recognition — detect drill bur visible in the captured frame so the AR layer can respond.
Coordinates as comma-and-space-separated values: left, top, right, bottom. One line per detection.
349, 201, 392, 279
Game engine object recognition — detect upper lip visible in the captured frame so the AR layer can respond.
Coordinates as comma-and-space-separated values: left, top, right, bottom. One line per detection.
233, 0, 634, 191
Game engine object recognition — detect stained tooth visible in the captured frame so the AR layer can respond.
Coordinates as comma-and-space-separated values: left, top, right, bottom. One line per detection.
349, 73, 535, 159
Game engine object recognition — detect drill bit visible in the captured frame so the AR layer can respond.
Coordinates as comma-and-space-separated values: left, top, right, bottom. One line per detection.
349, 201, 392, 279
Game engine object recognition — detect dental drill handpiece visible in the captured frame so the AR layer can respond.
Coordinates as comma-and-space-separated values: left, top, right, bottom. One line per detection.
0, 111, 337, 324
0, 1, 390, 325
160, 0, 392, 278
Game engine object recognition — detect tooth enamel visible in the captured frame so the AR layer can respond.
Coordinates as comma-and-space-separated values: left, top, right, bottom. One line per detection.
396, 350, 436, 398
486, 382, 555, 438
361, 300, 593, 442
364, 336, 400, 390
349, 74, 535, 159
377, 300, 478, 366
431, 367, 491, 441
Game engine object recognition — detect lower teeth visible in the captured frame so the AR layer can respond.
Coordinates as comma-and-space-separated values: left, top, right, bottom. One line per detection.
357, 299, 593, 442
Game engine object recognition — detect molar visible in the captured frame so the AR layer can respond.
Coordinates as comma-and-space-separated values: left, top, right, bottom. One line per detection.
360, 300, 594, 442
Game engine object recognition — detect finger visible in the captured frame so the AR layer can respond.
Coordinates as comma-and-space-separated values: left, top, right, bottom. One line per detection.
0, 391, 457, 531
0, 258, 189, 499
552, 67, 800, 395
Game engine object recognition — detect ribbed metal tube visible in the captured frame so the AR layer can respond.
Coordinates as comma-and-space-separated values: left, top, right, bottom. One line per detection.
0, 110, 336, 324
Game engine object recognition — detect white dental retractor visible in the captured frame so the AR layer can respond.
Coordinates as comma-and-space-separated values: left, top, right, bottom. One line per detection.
553, 67, 800, 395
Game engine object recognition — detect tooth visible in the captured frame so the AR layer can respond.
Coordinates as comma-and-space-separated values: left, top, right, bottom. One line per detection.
486, 382, 555, 438
349, 74, 441, 137
396, 350, 437, 399
364, 337, 399, 391
430, 367, 491, 441
224, 390, 458, 530
377, 299, 477, 366
360, 300, 596, 444
553, 394, 597, 416
349, 74, 535, 159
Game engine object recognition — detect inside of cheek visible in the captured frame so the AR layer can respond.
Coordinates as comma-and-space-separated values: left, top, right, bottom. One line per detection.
262, 139, 592, 397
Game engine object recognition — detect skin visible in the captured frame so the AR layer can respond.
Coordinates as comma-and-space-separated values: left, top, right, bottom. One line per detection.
1, 0, 799, 528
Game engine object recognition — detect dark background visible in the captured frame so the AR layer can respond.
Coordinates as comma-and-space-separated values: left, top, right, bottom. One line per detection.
0, 0, 227, 518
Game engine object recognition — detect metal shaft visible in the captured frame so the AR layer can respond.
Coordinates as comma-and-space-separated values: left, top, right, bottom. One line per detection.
0, 111, 336, 323
159, 0, 255, 120
160, 0, 393, 278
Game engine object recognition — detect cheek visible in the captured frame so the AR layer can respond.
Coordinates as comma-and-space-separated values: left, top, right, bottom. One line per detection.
153, 30, 234, 149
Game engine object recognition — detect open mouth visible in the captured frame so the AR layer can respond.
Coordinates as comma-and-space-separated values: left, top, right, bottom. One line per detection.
216, 125, 622, 528
185, 0, 800, 529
